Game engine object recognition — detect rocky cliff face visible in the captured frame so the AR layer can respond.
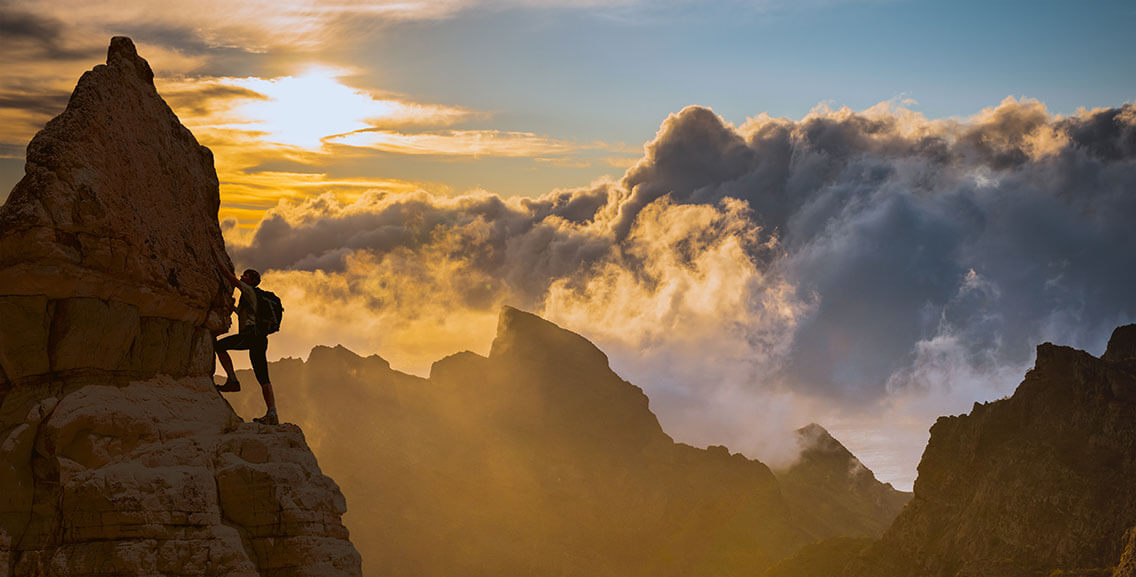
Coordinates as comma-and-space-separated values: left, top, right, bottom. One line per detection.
226, 307, 906, 577
0, 37, 231, 390
775, 424, 910, 540
0, 38, 360, 577
847, 326, 1136, 577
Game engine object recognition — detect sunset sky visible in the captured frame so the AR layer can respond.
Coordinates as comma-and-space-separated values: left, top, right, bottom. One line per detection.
2, 0, 1135, 488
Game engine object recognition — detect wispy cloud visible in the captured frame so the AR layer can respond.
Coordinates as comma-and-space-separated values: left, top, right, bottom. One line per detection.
327, 128, 604, 157
140, 67, 616, 225
1, 0, 646, 55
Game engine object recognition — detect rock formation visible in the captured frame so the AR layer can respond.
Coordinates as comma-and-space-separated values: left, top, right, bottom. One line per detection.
0, 38, 360, 576
226, 307, 907, 577
1116, 528, 1136, 577
775, 424, 910, 540
845, 325, 1136, 577
0, 36, 231, 389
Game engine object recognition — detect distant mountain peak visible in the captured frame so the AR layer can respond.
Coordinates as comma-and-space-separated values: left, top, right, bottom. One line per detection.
309, 344, 364, 362
1103, 323, 1136, 363
795, 423, 848, 455
776, 423, 910, 540
307, 344, 392, 373
489, 305, 609, 369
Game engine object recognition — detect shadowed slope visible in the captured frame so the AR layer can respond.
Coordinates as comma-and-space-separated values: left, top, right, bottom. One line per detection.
775, 424, 910, 539
846, 326, 1136, 577
229, 307, 905, 576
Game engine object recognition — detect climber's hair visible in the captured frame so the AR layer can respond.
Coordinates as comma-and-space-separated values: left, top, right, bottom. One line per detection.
243, 269, 261, 287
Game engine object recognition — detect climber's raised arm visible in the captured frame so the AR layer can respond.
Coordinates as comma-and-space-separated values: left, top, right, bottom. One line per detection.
212, 246, 240, 287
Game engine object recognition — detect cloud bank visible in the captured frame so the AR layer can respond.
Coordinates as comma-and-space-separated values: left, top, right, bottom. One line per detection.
230, 97, 1136, 485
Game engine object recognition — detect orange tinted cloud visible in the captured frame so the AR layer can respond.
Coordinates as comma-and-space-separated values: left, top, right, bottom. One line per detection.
154, 69, 606, 226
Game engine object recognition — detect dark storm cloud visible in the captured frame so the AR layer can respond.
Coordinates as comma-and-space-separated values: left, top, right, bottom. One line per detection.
625, 99, 1136, 398
1061, 106, 1136, 161
231, 187, 616, 304
613, 106, 759, 238
160, 84, 267, 118
0, 5, 98, 60
0, 89, 71, 117
235, 98, 1136, 402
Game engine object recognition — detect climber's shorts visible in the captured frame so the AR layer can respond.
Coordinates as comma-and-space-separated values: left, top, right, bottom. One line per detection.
215, 332, 270, 385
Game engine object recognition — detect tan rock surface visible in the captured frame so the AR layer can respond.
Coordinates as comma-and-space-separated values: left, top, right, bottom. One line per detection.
0, 376, 362, 577
0, 36, 232, 385
0, 37, 362, 577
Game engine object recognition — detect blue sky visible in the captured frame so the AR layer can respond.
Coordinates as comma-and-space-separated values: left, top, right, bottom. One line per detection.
344, 0, 1136, 136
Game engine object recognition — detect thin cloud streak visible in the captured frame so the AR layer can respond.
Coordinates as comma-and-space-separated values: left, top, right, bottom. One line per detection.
328, 129, 606, 158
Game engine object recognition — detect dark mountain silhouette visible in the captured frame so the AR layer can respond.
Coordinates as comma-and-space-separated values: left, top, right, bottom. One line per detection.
227, 307, 908, 576
837, 325, 1136, 577
0, 37, 360, 576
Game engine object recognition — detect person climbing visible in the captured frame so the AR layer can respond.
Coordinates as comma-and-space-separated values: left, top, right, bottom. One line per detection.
212, 247, 279, 426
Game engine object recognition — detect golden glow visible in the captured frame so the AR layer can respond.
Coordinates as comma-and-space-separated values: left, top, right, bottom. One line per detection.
328, 128, 600, 157
144, 69, 617, 228
218, 67, 466, 149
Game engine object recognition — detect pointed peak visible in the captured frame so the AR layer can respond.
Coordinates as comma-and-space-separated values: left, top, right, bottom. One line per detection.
489, 306, 608, 369
107, 36, 153, 85
307, 344, 390, 371
309, 344, 363, 360
796, 422, 832, 438
1103, 324, 1136, 363
795, 423, 852, 456
108, 36, 138, 60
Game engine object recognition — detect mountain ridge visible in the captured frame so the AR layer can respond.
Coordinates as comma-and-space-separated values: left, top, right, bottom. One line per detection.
227, 306, 909, 576
841, 326, 1136, 577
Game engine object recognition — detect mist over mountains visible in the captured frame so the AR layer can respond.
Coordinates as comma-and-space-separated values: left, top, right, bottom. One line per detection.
229, 97, 1136, 484
225, 307, 910, 576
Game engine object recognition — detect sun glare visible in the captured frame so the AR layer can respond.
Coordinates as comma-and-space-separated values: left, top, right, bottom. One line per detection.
229, 67, 395, 149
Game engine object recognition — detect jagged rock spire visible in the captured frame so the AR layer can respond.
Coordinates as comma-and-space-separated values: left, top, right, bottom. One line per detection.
0, 36, 231, 385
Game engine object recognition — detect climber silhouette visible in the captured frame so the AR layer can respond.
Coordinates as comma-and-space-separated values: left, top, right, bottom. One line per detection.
212, 247, 278, 426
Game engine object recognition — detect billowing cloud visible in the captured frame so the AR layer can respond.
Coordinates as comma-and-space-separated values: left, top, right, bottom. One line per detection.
227, 97, 1136, 488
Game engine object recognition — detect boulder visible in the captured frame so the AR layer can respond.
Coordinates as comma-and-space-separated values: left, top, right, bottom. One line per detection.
3, 377, 361, 577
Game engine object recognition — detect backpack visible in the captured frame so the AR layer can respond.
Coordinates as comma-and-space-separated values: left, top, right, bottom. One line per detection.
254, 287, 284, 335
